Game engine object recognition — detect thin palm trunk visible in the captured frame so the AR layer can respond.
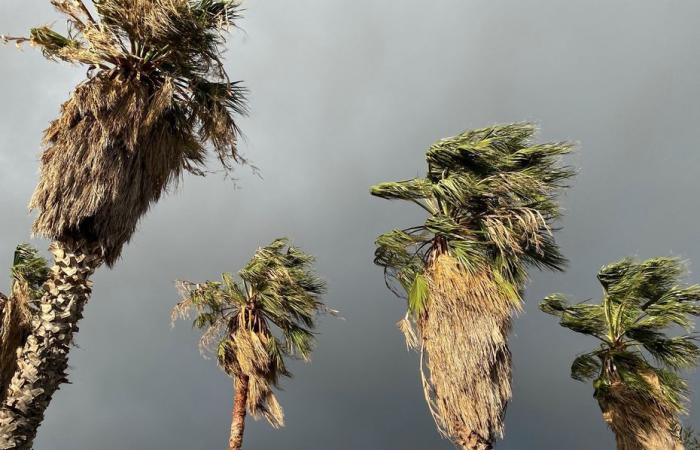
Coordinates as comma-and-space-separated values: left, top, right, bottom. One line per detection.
228, 375, 249, 450
0, 239, 102, 449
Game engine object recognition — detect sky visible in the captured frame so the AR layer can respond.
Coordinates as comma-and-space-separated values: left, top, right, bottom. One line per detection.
1, 1, 699, 449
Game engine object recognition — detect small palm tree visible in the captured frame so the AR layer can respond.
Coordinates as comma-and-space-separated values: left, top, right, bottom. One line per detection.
1, 1, 246, 446
0, 245, 49, 403
371, 123, 574, 449
541, 257, 700, 450
173, 239, 329, 450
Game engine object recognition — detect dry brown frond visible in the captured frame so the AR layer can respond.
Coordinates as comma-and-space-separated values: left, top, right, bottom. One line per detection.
0, 285, 34, 402
599, 376, 685, 450
419, 254, 521, 447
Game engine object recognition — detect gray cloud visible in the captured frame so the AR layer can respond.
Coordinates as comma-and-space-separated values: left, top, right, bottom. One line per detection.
1, 1, 699, 449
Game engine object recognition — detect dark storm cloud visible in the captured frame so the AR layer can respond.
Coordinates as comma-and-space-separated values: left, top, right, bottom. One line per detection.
1, 1, 699, 449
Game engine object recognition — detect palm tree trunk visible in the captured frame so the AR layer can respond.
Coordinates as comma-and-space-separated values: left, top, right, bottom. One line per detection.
228, 375, 249, 450
0, 239, 102, 449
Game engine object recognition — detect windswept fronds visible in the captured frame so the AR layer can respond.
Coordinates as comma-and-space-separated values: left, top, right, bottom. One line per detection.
371, 123, 574, 448
13, 0, 247, 265
372, 123, 574, 300
541, 257, 700, 450
0, 244, 50, 401
173, 238, 328, 428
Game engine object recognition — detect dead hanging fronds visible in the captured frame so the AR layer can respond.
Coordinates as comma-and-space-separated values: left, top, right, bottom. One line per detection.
418, 254, 520, 446
599, 379, 684, 450
17, 0, 247, 265
0, 244, 50, 402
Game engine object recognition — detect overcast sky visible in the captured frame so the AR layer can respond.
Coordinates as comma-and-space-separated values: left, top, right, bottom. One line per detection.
1, 1, 699, 449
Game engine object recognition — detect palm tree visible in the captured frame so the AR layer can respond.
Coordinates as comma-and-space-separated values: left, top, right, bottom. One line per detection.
541, 257, 700, 450
172, 239, 329, 450
371, 123, 574, 449
0, 245, 49, 404
0, 1, 246, 446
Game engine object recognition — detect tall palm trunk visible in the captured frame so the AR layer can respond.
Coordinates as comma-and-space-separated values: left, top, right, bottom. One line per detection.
228, 375, 249, 450
0, 239, 102, 450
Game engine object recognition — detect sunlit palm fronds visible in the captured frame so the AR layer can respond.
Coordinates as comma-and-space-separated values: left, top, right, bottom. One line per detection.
372, 123, 574, 448
541, 257, 700, 450
6, 0, 247, 265
173, 238, 328, 428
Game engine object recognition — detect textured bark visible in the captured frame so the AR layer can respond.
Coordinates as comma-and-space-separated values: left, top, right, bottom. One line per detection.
228, 376, 249, 450
0, 240, 102, 450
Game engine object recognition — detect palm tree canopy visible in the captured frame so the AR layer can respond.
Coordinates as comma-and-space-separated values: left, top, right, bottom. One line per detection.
10, 0, 247, 265
540, 257, 700, 414
371, 123, 575, 315
173, 238, 328, 427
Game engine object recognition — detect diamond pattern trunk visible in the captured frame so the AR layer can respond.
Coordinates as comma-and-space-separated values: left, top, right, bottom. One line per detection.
0, 240, 102, 449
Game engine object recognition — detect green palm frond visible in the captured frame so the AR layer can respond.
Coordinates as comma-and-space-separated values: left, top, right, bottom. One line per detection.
372, 123, 575, 312
541, 257, 700, 416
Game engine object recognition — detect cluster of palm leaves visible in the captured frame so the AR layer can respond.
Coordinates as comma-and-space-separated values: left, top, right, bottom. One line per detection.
371, 123, 574, 448
541, 258, 700, 449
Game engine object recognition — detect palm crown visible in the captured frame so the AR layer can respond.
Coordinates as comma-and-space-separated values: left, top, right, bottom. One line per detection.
7, 0, 247, 265
372, 123, 574, 316
541, 257, 700, 416
173, 238, 328, 427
